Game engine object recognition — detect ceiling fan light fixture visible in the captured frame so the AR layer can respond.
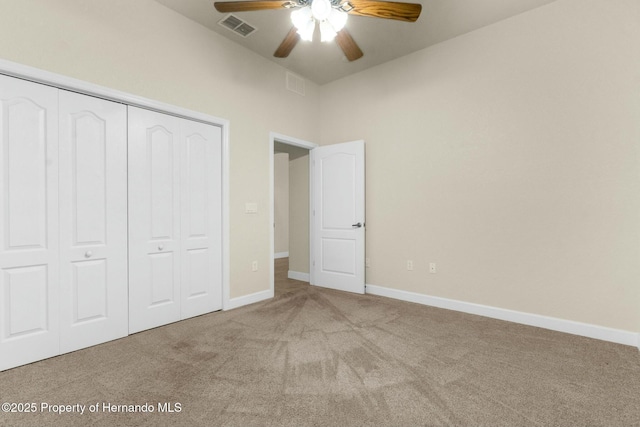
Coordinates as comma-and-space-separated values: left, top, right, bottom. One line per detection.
298, 19, 315, 41
319, 20, 337, 42
291, 7, 312, 30
289, 0, 348, 43
328, 8, 348, 32
311, 0, 332, 21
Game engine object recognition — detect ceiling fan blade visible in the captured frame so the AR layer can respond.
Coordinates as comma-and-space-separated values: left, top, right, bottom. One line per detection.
214, 0, 292, 13
335, 29, 363, 62
345, 0, 422, 22
274, 27, 300, 58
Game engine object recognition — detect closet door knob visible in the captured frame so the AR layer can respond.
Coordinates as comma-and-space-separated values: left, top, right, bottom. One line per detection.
158, 244, 164, 251
85, 251, 93, 258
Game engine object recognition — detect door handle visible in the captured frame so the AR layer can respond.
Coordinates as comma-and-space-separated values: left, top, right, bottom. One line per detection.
352, 222, 363, 228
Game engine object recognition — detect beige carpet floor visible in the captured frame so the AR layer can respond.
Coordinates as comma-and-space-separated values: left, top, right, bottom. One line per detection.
0, 258, 639, 427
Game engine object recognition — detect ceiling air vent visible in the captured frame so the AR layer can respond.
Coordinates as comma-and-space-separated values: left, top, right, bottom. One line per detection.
218, 14, 257, 37
286, 72, 305, 96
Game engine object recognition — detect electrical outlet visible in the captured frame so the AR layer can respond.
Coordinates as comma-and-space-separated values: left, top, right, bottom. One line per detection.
407, 260, 413, 271
429, 262, 436, 274
365, 258, 371, 268
252, 261, 258, 272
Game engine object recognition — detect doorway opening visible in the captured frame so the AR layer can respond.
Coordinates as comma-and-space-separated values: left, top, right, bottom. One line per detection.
269, 132, 318, 296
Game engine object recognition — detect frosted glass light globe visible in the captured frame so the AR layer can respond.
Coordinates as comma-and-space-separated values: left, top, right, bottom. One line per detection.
320, 20, 337, 42
328, 8, 348, 32
298, 20, 315, 41
291, 7, 313, 30
311, 0, 332, 21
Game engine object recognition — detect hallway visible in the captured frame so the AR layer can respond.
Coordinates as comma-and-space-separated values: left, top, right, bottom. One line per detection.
274, 257, 308, 297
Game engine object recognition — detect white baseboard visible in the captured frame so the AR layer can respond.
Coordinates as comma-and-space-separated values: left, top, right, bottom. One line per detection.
366, 284, 640, 350
288, 270, 310, 282
274, 251, 289, 259
224, 289, 273, 311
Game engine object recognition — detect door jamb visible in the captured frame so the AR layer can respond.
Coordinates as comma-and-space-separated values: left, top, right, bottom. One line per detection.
269, 132, 317, 296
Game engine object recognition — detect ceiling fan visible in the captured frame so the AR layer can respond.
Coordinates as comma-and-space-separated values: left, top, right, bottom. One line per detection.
213, 0, 422, 61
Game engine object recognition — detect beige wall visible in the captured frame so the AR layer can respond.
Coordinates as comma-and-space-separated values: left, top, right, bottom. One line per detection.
274, 153, 289, 254
320, 0, 640, 332
288, 154, 310, 275
0, 0, 320, 299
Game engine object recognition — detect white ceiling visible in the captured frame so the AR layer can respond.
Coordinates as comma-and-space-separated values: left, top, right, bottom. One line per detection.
154, 0, 557, 85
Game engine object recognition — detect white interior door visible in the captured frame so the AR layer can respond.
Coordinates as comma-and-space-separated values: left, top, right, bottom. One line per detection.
128, 106, 181, 334
58, 90, 128, 353
0, 75, 60, 370
310, 140, 365, 294
180, 119, 222, 318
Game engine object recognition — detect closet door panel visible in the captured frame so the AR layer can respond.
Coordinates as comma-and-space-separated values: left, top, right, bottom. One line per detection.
128, 106, 181, 333
58, 90, 127, 353
180, 120, 222, 318
0, 75, 59, 371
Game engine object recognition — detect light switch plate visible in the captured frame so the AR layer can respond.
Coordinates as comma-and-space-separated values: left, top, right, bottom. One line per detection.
245, 202, 258, 214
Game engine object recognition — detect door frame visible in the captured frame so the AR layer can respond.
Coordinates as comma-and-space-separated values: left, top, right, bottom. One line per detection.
269, 132, 317, 295
0, 58, 231, 311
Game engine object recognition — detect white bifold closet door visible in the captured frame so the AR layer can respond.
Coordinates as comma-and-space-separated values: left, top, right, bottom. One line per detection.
58, 90, 128, 354
0, 75, 128, 371
0, 75, 60, 370
128, 106, 221, 334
